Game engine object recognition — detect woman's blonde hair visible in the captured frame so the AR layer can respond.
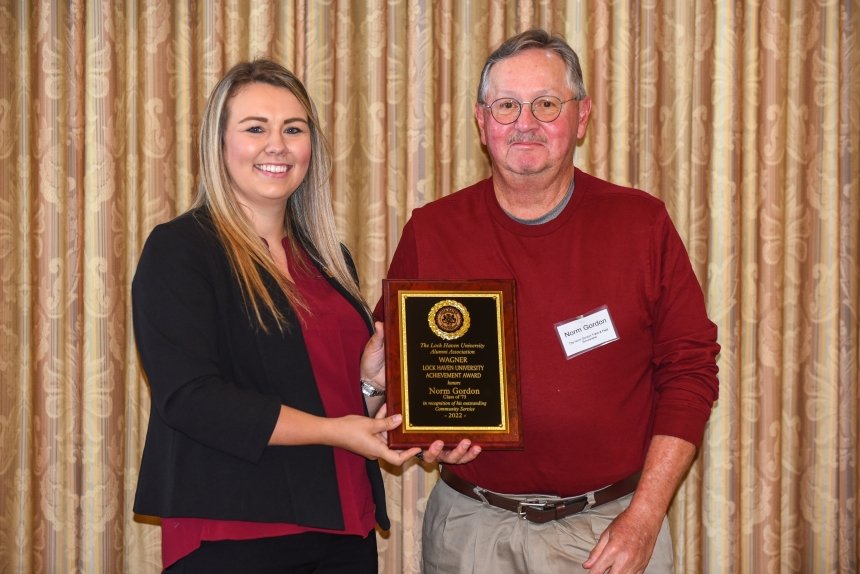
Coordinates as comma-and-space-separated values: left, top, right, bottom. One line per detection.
193, 59, 369, 330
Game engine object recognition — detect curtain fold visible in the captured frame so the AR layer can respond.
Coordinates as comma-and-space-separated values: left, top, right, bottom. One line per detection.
0, 1, 858, 572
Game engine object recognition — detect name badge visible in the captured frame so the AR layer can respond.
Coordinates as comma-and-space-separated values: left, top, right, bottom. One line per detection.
554, 305, 619, 359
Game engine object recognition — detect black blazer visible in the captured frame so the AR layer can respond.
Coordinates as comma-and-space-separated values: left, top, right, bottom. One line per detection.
132, 207, 389, 530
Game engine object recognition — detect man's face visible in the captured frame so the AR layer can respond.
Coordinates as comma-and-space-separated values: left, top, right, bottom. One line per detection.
475, 49, 591, 179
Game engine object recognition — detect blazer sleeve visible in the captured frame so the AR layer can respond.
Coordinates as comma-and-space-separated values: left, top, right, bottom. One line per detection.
132, 218, 281, 463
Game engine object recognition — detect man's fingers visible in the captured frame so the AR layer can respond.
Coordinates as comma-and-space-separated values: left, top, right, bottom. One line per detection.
440, 444, 482, 464
419, 440, 447, 463
420, 439, 482, 464
583, 530, 609, 568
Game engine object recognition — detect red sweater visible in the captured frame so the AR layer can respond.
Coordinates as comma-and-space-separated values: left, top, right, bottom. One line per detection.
383, 170, 720, 495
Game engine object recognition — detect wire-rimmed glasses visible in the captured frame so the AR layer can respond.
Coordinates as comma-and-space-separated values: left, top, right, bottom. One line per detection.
482, 95, 579, 124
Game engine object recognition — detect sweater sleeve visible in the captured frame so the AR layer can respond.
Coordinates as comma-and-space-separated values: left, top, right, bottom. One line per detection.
132, 221, 281, 463
649, 209, 720, 446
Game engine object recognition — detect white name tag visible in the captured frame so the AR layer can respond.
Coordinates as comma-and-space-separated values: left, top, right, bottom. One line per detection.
555, 306, 619, 359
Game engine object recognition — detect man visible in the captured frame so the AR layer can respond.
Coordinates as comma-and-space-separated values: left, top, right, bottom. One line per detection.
382, 29, 720, 573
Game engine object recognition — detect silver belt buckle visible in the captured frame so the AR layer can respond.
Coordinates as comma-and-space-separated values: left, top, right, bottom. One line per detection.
516, 499, 551, 520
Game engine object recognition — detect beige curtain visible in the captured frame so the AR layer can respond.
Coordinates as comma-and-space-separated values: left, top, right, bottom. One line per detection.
1, 1, 858, 572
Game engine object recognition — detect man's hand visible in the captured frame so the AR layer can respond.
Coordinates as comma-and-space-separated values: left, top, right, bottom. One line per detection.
420, 438, 482, 464
582, 504, 663, 573
584, 434, 696, 573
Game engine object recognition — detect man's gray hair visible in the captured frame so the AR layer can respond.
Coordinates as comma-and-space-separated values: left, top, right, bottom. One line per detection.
477, 29, 587, 104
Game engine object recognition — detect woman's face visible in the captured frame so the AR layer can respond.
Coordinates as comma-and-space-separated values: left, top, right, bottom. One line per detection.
223, 82, 312, 215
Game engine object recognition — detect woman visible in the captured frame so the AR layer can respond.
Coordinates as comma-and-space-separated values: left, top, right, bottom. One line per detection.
132, 59, 420, 573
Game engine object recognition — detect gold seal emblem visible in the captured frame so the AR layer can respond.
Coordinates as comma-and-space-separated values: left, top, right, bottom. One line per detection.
428, 299, 471, 340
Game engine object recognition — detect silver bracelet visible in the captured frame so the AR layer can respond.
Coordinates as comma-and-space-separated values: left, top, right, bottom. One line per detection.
361, 378, 385, 397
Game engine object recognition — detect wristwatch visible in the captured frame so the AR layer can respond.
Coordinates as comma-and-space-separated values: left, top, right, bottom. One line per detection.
361, 378, 385, 397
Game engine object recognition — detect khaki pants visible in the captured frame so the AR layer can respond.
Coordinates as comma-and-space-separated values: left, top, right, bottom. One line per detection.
422, 476, 674, 574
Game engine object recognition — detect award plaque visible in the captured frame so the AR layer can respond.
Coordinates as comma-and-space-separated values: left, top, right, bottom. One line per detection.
382, 279, 522, 449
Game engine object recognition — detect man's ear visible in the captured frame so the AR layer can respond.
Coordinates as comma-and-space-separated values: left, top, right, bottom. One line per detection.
475, 104, 488, 146
576, 97, 593, 139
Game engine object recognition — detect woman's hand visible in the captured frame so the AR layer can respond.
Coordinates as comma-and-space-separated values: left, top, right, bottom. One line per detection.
359, 321, 386, 390
329, 404, 421, 466
372, 403, 394, 441
269, 404, 418, 465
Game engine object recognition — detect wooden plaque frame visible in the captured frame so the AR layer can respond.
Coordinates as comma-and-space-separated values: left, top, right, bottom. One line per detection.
382, 279, 523, 449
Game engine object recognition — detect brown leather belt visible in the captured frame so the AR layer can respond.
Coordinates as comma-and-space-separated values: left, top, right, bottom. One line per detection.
440, 466, 641, 524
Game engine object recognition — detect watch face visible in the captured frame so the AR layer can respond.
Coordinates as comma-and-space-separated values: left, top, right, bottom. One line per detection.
362, 381, 384, 397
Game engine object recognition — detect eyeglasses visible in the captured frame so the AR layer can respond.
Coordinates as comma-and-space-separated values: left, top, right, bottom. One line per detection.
482, 95, 579, 125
